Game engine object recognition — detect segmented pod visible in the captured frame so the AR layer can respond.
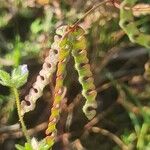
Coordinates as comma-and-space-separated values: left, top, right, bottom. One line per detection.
21, 25, 97, 148
71, 26, 97, 120
21, 26, 68, 116
45, 26, 71, 147
45, 25, 97, 147
119, 0, 150, 49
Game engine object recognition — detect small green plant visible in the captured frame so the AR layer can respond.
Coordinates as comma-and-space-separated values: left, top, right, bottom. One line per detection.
0, 65, 29, 142
15, 138, 50, 150
107, 73, 150, 150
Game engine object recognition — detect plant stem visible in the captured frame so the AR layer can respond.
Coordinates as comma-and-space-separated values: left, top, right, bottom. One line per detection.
137, 122, 149, 150
61, 0, 109, 40
73, 0, 109, 27
13, 87, 31, 143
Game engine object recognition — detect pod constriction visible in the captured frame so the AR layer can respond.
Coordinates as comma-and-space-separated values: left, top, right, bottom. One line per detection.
45, 26, 71, 146
71, 26, 97, 120
21, 26, 68, 116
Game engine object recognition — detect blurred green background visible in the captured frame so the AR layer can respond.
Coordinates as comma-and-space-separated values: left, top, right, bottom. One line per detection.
0, 0, 150, 149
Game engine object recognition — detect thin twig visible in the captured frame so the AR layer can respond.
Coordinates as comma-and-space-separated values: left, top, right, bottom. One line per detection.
12, 88, 31, 143
0, 123, 20, 134
92, 127, 131, 150
0, 122, 48, 143
84, 102, 117, 129
73, 0, 109, 27
71, 139, 86, 150
137, 122, 149, 150
57, 0, 109, 41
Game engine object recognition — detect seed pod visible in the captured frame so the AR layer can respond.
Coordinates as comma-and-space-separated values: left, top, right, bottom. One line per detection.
45, 26, 71, 147
21, 26, 68, 116
71, 26, 97, 120
45, 25, 97, 148
119, 0, 150, 48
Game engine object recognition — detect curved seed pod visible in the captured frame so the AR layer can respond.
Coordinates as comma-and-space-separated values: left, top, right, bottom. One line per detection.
45, 26, 71, 147
119, 0, 150, 49
45, 25, 98, 147
21, 26, 68, 116
71, 26, 97, 120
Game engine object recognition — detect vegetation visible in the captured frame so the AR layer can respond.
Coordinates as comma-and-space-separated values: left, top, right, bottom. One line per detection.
0, 0, 150, 149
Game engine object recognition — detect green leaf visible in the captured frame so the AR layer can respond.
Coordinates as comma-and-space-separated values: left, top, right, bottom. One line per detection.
0, 70, 12, 87
15, 139, 51, 150
11, 65, 29, 88
15, 143, 33, 150
15, 144, 25, 150
24, 143, 33, 150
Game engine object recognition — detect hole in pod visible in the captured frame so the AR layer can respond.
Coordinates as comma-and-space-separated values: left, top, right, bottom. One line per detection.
25, 100, 31, 106
86, 106, 95, 112
132, 33, 139, 39
83, 76, 89, 81
53, 49, 58, 54
56, 34, 62, 39
122, 20, 130, 27
33, 88, 38, 93
80, 63, 86, 68
40, 75, 45, 81
47, 63, 52, 68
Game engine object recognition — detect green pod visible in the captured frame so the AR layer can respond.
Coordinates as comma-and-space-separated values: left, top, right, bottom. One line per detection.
119, 0, 150, 49
45, 26, 71, 147
71, 26, 97, 120
46, 25, 98, 148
